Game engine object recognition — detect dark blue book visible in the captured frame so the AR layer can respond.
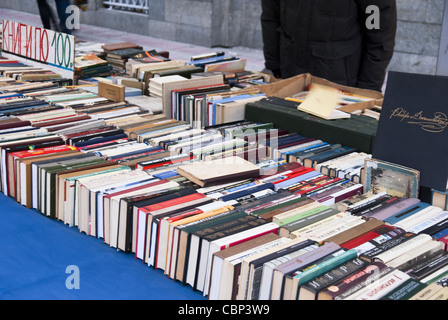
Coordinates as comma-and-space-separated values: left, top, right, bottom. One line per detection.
303, 145, 357, 168
73, 133, 128, 148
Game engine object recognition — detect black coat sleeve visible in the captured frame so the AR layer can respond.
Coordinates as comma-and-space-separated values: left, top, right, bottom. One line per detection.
260, 0, 281, 76
355, 0, 397, 92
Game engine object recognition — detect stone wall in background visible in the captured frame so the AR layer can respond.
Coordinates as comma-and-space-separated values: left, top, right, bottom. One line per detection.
0, 0, 445, 75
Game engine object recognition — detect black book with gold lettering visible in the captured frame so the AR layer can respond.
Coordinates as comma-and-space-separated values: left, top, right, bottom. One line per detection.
373, 71, 448, 193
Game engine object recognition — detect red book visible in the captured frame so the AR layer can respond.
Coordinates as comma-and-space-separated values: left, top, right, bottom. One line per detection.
437, 234, 448, 250
271, 167, 316, 185
137, 154, 193, 171
340, 225, 397, 250
0, 120, 31, 130
139, 192, 206, 213
287, 174, 329, 192
7, 144, 77, 198
295, 177, 343, 195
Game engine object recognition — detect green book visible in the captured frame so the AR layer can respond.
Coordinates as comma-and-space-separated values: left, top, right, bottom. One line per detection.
277, 207, 341, 237
245, 98, 376, 153
43, 157, 108, 219
381, 278, 427, 300
288, 249, 359, 300
274, 205, 331, 227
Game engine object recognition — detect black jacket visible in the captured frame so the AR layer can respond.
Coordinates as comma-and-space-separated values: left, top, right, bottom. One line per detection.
261, 0, 397, 92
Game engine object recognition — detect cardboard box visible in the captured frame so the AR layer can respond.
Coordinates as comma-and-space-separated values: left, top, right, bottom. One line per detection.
257, 73, 384, 113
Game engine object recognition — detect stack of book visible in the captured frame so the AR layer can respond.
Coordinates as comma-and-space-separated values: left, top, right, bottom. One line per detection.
74, 53, 113, 79
0, 57, 63, 82
148, 74, 267, 128
245, 96, 379, 154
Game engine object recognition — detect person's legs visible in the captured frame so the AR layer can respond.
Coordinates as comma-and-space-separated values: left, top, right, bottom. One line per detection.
36, 0, 53, 29
54, 0, 71, 34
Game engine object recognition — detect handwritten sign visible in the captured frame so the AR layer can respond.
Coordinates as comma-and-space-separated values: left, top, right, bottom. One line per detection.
1, 19, 75, 77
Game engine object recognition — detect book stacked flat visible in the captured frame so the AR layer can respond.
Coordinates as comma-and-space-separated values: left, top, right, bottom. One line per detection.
74, 53, 112, 78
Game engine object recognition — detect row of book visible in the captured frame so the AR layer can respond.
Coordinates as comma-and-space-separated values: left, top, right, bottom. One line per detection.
1, 47, 448, 300
72, 41, 271, 129
1, 74, 447, 301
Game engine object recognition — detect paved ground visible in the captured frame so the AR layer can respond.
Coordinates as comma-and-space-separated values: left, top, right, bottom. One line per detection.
0, 8, 266, 72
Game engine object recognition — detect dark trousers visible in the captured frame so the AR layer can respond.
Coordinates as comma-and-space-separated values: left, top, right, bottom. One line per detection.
37, 0, 72, 34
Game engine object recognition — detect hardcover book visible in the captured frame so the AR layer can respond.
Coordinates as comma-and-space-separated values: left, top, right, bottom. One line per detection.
363, 158, 420, 198
372, 71, 448, 192
176, 156, 261, 187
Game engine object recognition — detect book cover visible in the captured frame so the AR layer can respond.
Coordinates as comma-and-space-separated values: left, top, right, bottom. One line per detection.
176, 156, 261, 187
372, 71, 448, 192
298, 257, 367, 300
318, 262, 390, 300
363, 158, 420, 198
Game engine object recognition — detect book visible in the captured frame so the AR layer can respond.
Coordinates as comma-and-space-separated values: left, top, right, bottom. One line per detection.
406, 252, 448, 281
363, 158, 420, 198
57, 164, 128, 226
236, 238, 316, 300
383, 201, 432, 225
340, 224, 400, 250
171, 202, 236, 284
318, 261, 390, 300
208, 233, 283, 300
409, 282, 445, 300
101, 42, 142, 52
200, 221, 280, 295
323, 218, 385, 246
386, 238, 444, 271
276, 206, 342, 238
284, 248, 359, 300
363, 197, 421, 220
380, 278, 427, 300
160, 74, 224, 119
372, 71, 448, 192
297, 257, 367, 300
294, 84, 350, 120
342, 268, 410, 300
371, 233, 434, 264
74, 53, 108, 71
393, 205, 444, 232
359, 231, 416, 262
140, 192, 212, 267
106, 180, 180, 250
303, 145, 358, 169
176, 156, 261, 187
269, 242, 341, 300
17, 149, 80, 208
432, 188, 448, 210
245, 97, 377, 154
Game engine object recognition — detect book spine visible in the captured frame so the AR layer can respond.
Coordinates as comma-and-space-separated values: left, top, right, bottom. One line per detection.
359, 232, 416, 262
301, 257, 367, 299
